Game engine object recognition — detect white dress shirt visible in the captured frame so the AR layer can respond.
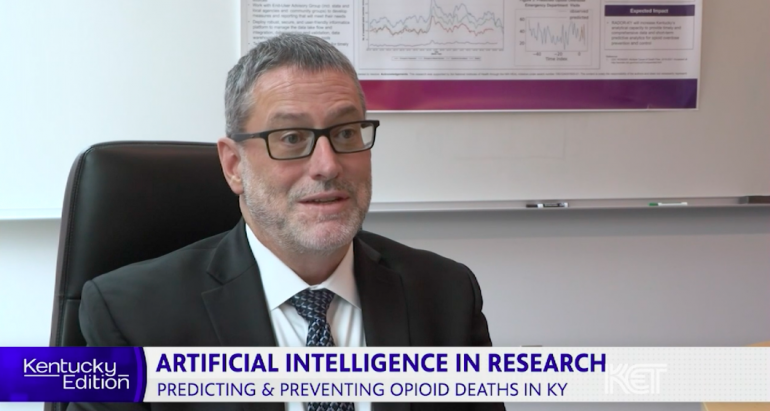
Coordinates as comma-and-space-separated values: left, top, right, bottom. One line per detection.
245, 226, 369, 411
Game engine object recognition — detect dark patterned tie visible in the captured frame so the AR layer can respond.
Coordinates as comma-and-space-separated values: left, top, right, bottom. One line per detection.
290, 289, 355, 411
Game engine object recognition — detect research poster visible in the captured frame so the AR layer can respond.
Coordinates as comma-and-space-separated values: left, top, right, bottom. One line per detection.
242, 0, 702, 111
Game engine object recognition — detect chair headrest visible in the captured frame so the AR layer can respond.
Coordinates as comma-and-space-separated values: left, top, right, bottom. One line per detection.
52, 141, 242, 347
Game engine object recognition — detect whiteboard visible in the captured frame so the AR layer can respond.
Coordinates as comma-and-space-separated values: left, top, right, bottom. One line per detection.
1, 0, 768, 219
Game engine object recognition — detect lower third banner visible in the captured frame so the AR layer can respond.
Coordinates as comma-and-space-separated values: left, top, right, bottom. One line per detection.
1, 347, 769, 402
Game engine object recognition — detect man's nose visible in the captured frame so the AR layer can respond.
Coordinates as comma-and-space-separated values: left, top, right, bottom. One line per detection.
307, 136, 342, 181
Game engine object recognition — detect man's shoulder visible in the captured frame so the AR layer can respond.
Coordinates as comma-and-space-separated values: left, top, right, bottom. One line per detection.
356, 230, 470, 277
90, 229, 230, 291
355, 231, 484, 337
80, 229, 236, 346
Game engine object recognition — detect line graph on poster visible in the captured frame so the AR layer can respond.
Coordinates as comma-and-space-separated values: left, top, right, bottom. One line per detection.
364, 0, 505, 51
514, 8, 600, 69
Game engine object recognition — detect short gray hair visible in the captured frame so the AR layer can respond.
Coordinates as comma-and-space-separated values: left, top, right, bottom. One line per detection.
225, 33, 365, 136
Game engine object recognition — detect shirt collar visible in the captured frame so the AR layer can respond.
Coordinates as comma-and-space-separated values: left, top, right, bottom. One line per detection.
245, 224, 359, 310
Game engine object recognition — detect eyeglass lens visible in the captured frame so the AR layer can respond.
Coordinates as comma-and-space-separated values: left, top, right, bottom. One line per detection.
266, 121, 376, 159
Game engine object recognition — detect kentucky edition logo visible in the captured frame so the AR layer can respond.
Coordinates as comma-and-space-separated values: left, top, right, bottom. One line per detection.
24, 358, 129, 390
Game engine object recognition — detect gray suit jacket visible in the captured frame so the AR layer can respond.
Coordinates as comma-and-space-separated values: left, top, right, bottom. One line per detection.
70, 220, 503, 411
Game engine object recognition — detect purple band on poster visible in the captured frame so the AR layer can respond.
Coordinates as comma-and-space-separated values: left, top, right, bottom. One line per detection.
605, 5, 696, 17
361, 79, 698, 111
0, 347, 146, 402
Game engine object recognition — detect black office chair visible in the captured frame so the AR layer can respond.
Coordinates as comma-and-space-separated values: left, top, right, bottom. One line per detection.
47, 141, 241, 411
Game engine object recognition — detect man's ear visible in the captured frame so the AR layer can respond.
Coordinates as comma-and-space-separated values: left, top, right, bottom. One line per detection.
217, 137, 244, 196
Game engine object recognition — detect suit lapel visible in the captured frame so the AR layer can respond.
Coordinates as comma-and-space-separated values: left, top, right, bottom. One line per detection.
354, 237, 411, 411
200, 220, 283, 411
353, 237, 411, 347
201, 219, 277, 347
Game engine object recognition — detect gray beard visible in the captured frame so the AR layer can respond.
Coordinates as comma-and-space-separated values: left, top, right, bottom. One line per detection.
241, 163, 371, 256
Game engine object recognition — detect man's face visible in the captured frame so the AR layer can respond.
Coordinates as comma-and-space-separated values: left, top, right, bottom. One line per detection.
236, 67, 371, 254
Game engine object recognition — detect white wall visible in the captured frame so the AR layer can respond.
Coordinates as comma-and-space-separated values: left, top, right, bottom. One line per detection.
0, 220, 59, 411
0, 220, 59, 346
2, 207, 769, 411
0, 0, 239, 218
365, 208, 770, 348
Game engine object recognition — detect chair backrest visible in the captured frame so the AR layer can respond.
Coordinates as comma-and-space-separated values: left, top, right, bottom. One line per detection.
47, 141, 241, 410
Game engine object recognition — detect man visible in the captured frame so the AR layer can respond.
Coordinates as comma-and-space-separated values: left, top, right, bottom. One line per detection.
72, 33, 502, 411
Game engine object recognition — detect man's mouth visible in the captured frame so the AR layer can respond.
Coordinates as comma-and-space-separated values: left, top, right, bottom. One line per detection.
297, 191, 351, 206
303, 197, 344, 203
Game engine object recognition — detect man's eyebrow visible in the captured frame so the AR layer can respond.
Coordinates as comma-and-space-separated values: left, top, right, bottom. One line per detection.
326, 105, 363, 121
266, 112, 313, 125
265, 105, 363, 127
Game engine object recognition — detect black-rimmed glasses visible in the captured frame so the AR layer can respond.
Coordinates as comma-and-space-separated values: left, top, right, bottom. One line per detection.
230, 120, 380, 160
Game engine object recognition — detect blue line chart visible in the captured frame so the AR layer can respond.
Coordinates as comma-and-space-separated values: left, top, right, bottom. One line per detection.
525, 18, 588, 52
365, 0, 504, 49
